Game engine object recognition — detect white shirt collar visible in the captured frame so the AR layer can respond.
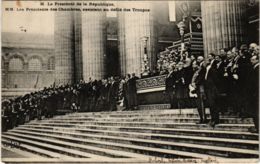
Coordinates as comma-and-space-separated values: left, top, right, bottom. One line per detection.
254, 63, 259, 69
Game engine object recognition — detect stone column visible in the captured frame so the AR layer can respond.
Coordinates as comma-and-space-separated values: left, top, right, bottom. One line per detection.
54, 12, 75, 85
74, 12, 83, 82
81, 12, 106, 80
117, 2, 127, 76
201, 0, 247, 56
118, 2, 158, 76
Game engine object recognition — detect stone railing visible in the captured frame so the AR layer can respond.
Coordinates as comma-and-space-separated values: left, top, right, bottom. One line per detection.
136, 75, 166, 93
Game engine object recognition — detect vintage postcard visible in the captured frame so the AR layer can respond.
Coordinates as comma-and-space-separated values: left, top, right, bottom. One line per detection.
1, 0, 259, 163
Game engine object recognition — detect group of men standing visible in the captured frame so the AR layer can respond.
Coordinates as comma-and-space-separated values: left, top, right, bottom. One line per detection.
166, 43, 259, 132
2, 75, 141, 132
119, 73, 139, 110
2, 43, 259, 133
1, 72, 142, 132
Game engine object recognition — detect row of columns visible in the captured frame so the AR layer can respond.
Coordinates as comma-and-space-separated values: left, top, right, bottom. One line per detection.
54, 2, 158, 85
201, 0, 247, 56
55, 11, 107, 84
55, 1, 248, 85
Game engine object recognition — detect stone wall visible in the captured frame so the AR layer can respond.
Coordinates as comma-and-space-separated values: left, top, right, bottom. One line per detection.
2, 47, 55, 89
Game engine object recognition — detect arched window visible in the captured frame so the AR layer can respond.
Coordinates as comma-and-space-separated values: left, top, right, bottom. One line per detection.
8, 57, 23, 71
28, 57, 42, 71
47, 57, 55, 70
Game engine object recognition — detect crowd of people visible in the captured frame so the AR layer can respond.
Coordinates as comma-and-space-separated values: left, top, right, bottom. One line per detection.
1, 74, 139, 132
165, 43, 259, 132
2, 43, 259, 133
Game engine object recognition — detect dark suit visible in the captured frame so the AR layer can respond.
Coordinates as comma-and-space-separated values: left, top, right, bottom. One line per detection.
99, 84, 110, 111
237, 55, 251, 114
108, 81, 119, 111
193, 63, 207, 122
165, 71, 176, 108
122, 81, 128, 109
216, 60, 229, 112
247, 64, 259, 130
127, 76, 139, 109
204, 60, 220, 124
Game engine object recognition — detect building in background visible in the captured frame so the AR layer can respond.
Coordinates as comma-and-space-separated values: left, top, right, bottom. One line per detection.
2, 0, 259, 99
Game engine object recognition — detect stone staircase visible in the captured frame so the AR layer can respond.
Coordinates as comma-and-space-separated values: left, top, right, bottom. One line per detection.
2, 109, 259, 163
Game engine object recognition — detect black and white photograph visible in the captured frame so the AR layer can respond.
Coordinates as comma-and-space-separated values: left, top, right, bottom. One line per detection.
1, 0, 259, 163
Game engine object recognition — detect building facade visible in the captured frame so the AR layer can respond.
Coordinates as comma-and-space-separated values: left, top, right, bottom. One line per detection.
2, 0, 258, 93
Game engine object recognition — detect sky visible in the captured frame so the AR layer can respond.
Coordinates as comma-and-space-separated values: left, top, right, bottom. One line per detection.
2, 1, 176, 35
2, 1, 54, 35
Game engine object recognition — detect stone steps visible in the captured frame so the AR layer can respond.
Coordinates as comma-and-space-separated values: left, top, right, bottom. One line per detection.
49, 117, 253, 124
68, 109, 209, 116
5, 129, 229, 159
7, 128, 259, 158
2, 109, 259, 162
16, 126, 259, 150
27, 120, 254, 132
63, 111, 239, 119
3, 132, 147, 159
2, 135, 88, 158
20, 124, 259, 140
2, 138, 65, 158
